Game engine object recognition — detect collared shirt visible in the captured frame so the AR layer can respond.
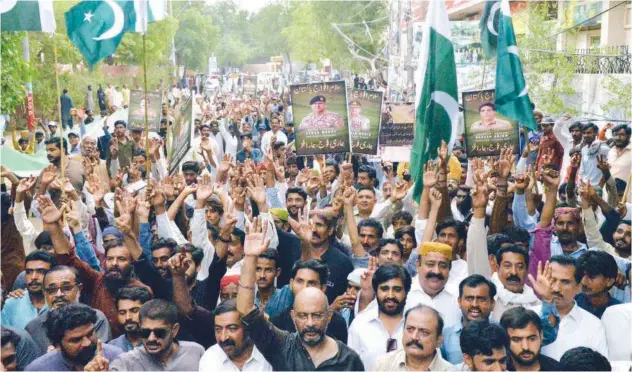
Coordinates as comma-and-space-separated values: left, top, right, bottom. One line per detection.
601, 303, 632, 361
241, 306, 365, 371
445, 259, 468, 298
107, 334, 142, 353
506, 353, 561, 371
608, 142, 632, 182
199, 344, 272, 372
490, 273, 541, 322
25, 344, 122, 371
348, 306, 405, 369
255, 284, 293, 319
371, 349, 453, 371
406, 276, 461, 329
579, 140, 610, 186
271, 305, 348, 344
541, 301, 608, 361
109, 341, 204, 371
576, 292, 621, 319
3, 325, 41, 370
1, 295, 47, 330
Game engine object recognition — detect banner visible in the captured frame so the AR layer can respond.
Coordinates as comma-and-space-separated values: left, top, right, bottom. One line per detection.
127, 90, 162, 132
25, 82, 35, 131
169, 97, 193, 174
346, 89, 383, 154
243, 76, 257, 96
462, 89, 519, 157
291, 81, 350, 156
378, 103, 415, 162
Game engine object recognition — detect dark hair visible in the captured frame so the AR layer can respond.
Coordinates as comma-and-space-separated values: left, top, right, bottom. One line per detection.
568, 121, 583, 132
503, 225, 530, 247
151, 238, 178, 255
500, 306, 543, 333
139, 299, 178, 325
487, 233, 511, 257
46, 304, 97, 346
231, 228, 245, 247
44, 265, 82, 286
391, 210, 413, 226
404, 304, 444, 335
258, 248, 279, 268
132, 149, 147, 160
25, 250, 56, 268
459, 274, 497, 299
1, 328, 21, 348
496, 245, 529, 268
182, 161, 201, 174
290, 259, 329, 287
63, 88, 68, 94
286, 187, 307, 202
272, 141, 285, 151
550, 255, 583, 283
324, 159, 340, 177
378, 238, 404, 256
578, 250, 618, 280
103, 237, 125, 252
559, 347, 611, 371
116, 285, 152, 305
615, 178, 627, 194
358, 218, 384, 239
207, 223, 220, 241
436, 219, 466, 241
372, 264, 412, 294
114, 120, 127, 128
559, 182, 568, 197
582, 122, 598, 133
460, 321, 509, 357
183, 245, 204, 266
358, 165, 377, 180
478, 102, 496, 112
240, 132, 253, 139
213, 298, 238, 318
356, 185, 376, 196
612, 124, 631, 136
394, 226, 417, 247
206, 199, 224, 215
45, 137, 69, 155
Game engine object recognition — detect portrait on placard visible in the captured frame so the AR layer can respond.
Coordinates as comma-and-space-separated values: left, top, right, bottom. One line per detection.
169, 97, 193, 174
128, 90, 162, 132
347, 88, 383, 155
243, 76, 257, 96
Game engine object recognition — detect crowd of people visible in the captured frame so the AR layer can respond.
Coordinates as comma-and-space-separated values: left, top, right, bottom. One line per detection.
0, 81, 630, 372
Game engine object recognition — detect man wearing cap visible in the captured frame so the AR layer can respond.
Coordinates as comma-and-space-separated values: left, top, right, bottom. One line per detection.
67, 131, 81, 155
45, 121, 60, 139
298, 95, 344, 131
470, 102, 512, 133
535, 117, 564, 176
349, 100, 370, 132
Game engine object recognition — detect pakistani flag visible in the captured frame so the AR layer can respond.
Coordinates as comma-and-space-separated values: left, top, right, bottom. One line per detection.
66, 0, 166, 67
1, 0, 56, 32
479, 0, 500, 60
495, 0, 537, 131
410, 0, 459, 203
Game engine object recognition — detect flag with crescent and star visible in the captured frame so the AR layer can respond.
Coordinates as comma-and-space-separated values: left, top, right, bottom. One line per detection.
479, 0, 500, 60
1, 0, 56, 32
410, 0, 459, 203
494, 0, 537, 131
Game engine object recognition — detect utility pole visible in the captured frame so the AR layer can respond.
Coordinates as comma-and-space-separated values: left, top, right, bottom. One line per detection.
22, 34, 35, 131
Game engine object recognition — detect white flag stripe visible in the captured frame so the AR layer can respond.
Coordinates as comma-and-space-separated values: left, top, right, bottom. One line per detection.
148, 0, 166, 21
134, 0, 148, 32
38, 0, 56, 32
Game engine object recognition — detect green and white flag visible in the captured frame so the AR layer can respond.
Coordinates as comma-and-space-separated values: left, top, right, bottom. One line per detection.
410, 0, 459, 203
479, 0, 500, 60
1, 0, 56, 32
495, 0, 537, 131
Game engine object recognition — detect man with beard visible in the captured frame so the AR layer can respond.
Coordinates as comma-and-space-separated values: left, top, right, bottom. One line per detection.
71, 135, 110, 190
284, 187, 307, 222
25, 304, 122, 371
25, 266, 111, 352
41, 194, 151, 337
371, 305, 453, 371
149, 239, 179, 279
108, 286, 152, 352
501, 307, 561, 371
607, 124, 631, 181
348, 264, 411, 368
107, 120, 135, 173
1, 251, 55, 329
285, 155, 300, 186
578, 122, 610, 186
236, 228, 364, 370
535, 117, 564, 176
198, 299, 272, 371
38, 137, 84, 205
109, 299, 204, 370
459, 321, 509, 371
576, 251, 621, 318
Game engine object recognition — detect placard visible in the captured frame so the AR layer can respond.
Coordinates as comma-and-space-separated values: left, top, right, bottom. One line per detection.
347, 89, 383, 155
169, 97, 193, 174
127, 90, 162, 132
243, 76, 257, 96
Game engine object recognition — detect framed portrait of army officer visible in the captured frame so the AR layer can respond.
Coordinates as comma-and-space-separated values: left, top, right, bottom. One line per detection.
347, 88, 383, 155
291, 81, 351, 155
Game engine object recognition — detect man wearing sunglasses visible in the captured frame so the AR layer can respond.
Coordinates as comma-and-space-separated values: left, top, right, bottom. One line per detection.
109, 299, 204, 371
25, 266, 111, 353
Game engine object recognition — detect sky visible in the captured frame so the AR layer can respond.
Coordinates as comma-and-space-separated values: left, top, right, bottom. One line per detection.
204, 0, 273, 13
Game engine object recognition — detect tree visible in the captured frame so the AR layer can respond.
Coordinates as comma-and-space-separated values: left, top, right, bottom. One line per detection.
249, 4, 291, 60
174, 6, 219, 71
1, 32, 31, 119
601, 76, 632, 121
215, 33, 252, 68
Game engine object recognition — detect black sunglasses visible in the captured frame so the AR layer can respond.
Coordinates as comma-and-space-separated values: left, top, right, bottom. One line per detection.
386, 338, 397, 352
139, 328, 169, 339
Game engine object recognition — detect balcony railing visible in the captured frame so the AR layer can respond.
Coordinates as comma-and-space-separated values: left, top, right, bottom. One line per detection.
528, 46, 631, 74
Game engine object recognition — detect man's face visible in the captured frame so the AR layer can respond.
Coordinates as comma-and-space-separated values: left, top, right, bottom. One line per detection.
507, 323, 542, 367
35, 133, 44, 143
323, 166, 337, 183
220, 283, 239, 302
19, 141, 29, 151
44, 270, 81, 310
554, 214, 579, 245
151, 247, 172, 278
534, 114, 543, 125
550, 262, 581, 309
291, 298, 330, 347
357, 172, 373, 188
132, 155, 146, 168
402, 309, 443, 362
60, 323, 98, 366
581, 272, 613, 297
613, 223, 631, 254
436, 227, 461, 254
541, 123, 553, 135
114, 124, 126, 137
418, 252, 450, 295
570, 126, 582, 142
183, 170, 198, 186
81, 138, 97, 157
200, 126, 211, 137
117, 299, 143, 335
457, 284, 495, 322
256, 258, 279, 290
214, 311, 250, 360
25, 260, 50, 295
382, 182, 392, 199
286, 163, 299, 178
131, 131, 142, 142
104, 247, 133, 282
465, 348, 508, 371
376, 278, 407, 316
286, 192, 305, 219
498, 252, 527, 293
311, 101, 325, 114
226, 235, 244, 267
242, 123, 252, 134
614, 128, 630, 148
356, 190, 376, 214
1, 341, 17, 371
290, 268, 323, 296
205, 206, 221, 227
309, 213, 333, 247
350, 104, 361, 116
359, 226, 380, 252
480, 106, 495, 122
242, 136, 252, 150
392, 218, 409, 233
140, 318, 178, 358
453, 148, 465, 159
271, 119, 280, 132
48, 125, 57, 133
399, 233, 416, 259
455, 190, 469, 206
378, 244, 403, 265
582, 128, 596, 144
210, 123, 219, 134
46, 143, 61, 163
285, 124, 293, 133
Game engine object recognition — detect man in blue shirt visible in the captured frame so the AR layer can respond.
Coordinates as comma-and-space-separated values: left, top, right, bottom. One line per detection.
236, 133, 262, 164
108, 286, 152, 352
575, 251, 622, 319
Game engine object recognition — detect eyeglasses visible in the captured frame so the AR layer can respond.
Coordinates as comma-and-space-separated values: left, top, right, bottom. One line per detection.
386, 338, 397, 352
295, 312, 326, 322
44, 284, 76, 295
139, 328, 169, 339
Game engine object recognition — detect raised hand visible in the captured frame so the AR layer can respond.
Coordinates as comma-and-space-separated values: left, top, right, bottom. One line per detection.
161, 176, 176, 200
570, 152, 581, 169
219, 154, 234, 174
16, 176, 37, 195
513, 173, 529, 192
343, 186, 356, 208
136, 199, 151, 220
429, 187, 443, 209
244, 217, 270, 256
540, 147, 555, 167
297, 168, 310, 185
114, 211, 133, 236
497, 146, 515, 179
541, 167, 561, 191
41, 165, 58, 186
109, 139, 119, 159
168, 249, 191, 277
84, 340, 109, 372
390, 181, 409, 202
288, 207, 313, 244
596, 155, 610, 173
246, 174, 267, 207
436, 140, 448, 168
422, 160, 438, 188
528, 261, 553, 303
196, 174, 214, 202
360, 256, 377, 294
472, 170, 489, 210
36, 195, 67, 224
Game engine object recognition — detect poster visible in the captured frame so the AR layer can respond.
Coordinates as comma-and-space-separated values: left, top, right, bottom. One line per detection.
462, 89, 519, 157
347, 89, 383, 155
243, 76, 257, 96
127, 90, 162, 132
169, 96, 193, 174
378, 103, 415, 161
291, 81, 350, 155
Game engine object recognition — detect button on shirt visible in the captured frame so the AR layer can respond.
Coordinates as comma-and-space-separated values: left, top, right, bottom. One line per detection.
541, 302, 608, 361
371, 348, 454, 371
199, 344, 272, 372
406, 276, 461, 329
1, 296, 47, 330
348, 306, 405, 369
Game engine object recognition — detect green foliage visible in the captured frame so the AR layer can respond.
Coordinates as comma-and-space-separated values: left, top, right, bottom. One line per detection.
215, 33, 252, 68
249, 4, 291, 58
1, 32, 32, 117
174, 8, 219, 71
601, 76, 632, 120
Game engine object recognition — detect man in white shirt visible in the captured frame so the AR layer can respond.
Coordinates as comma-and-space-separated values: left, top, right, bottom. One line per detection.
199, 299, 272, 371
579, 123, 610, 186
541, 255, 608, 361
348, 264, 410, 368
607, 124, 631, 182
552, 118, 583, 178
601, 303, 631, 362
260, 116, 287, 155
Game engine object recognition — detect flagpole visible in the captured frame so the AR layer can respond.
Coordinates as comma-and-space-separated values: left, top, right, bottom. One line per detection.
52, 34, 66, 198
142, 33, 151, 183
480, 60, 488, 90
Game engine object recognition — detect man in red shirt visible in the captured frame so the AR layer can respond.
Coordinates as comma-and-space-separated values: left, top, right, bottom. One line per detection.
535, 117, 564, 176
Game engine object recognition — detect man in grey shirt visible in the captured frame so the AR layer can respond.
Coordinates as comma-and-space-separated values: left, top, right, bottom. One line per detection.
110, 299, 204, 371
25, 266, 112, 353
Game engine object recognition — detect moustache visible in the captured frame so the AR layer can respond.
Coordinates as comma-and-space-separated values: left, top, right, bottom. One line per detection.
145, 341, 161, 347
219, 340, 235, 348
520, 351, 535, 359
506, 275, 521, 283
383, 298, 400, 306
28, 280, 42, 286
426, 273, 445, 281
300, 326, 322, 336
552, 292, 564, 299
406, 340, 423, 349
